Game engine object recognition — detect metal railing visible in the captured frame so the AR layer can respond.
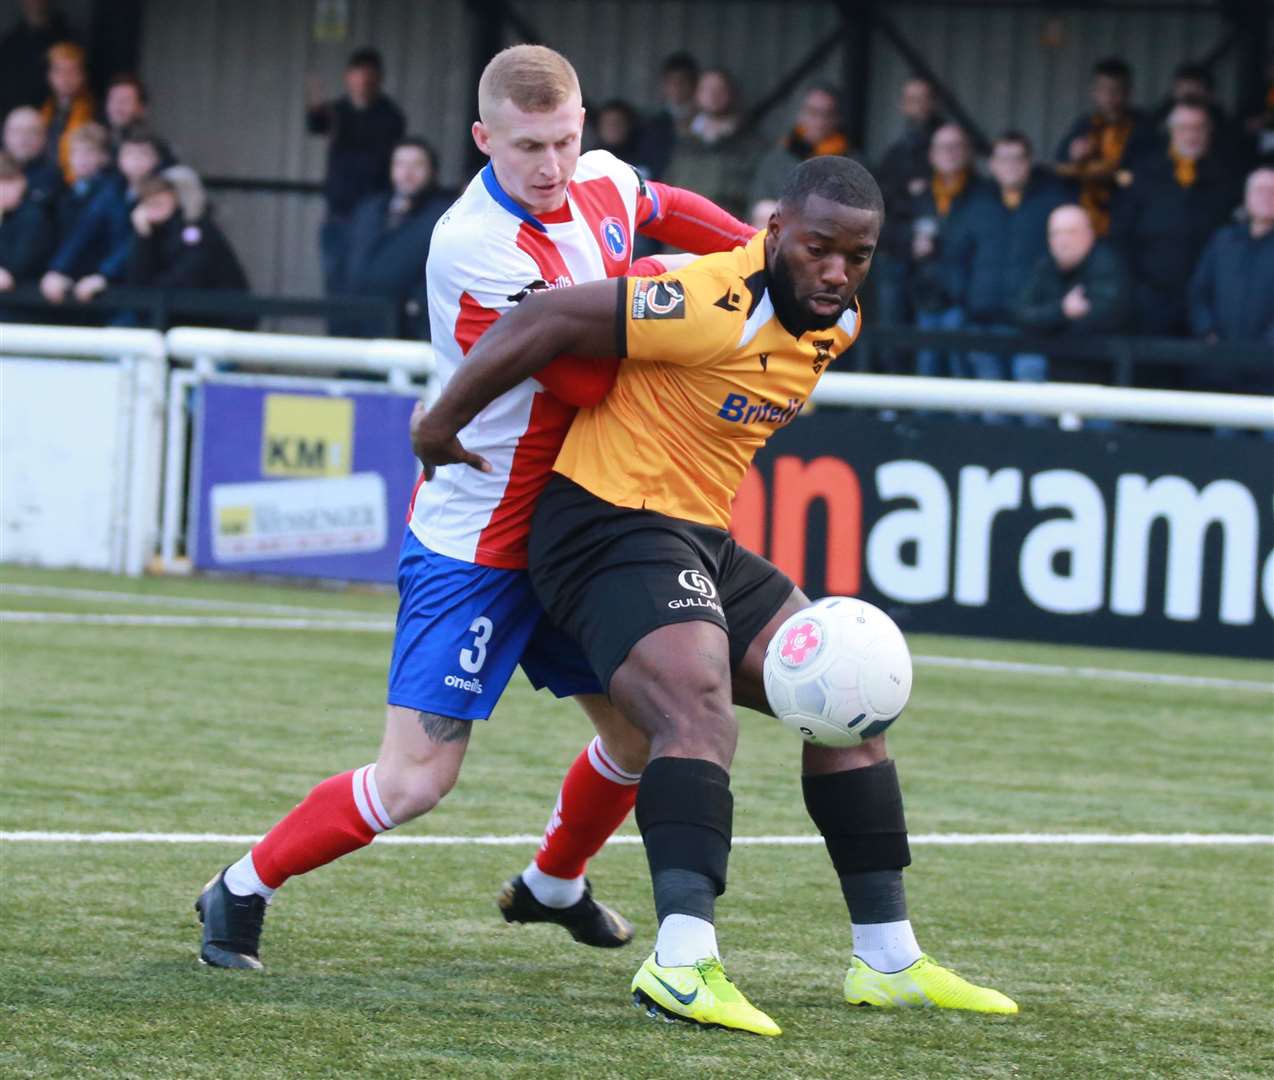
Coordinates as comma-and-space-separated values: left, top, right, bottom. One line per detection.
0, 285, 401, 339
811, 371, 1274, 429
850, 325, 1274, 389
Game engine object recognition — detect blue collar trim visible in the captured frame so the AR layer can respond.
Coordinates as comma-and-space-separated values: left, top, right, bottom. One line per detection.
481, 164, 548, 233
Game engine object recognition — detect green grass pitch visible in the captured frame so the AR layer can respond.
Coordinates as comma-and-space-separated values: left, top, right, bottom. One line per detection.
1, 566, 1271, 1079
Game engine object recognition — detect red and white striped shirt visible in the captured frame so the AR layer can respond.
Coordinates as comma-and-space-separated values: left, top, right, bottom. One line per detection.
414, 149, 753, 568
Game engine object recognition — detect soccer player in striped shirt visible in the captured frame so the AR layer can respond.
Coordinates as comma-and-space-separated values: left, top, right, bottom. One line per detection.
195, 45, 756, 970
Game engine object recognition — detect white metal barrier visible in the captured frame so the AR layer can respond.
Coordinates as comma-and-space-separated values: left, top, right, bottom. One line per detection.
812, 372, 1274, 430
164, 327, 435, 389
0, 324, 166, 576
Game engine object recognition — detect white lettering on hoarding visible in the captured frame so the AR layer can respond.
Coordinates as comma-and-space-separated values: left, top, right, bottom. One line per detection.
1111, 476, 1258, 625
1019, 470, 1106, 615
866, 461, 950, 603
1263, 522, 1274, 619
864, 465, 1269, 627
210, 473, 388, 562
954, 466, 1022, 606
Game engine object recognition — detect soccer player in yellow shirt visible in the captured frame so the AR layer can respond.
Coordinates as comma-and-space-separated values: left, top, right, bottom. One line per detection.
414, 156, 1016, 1035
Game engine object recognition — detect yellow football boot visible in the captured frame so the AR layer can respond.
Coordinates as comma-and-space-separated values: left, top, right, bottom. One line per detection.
844, 954, 1018, 1014
631, 952, 782, 1036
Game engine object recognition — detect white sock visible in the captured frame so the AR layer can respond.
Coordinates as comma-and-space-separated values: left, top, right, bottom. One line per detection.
655, 913, 719, 967
851, 919, 921, 973
223, 851, 274, 901
522, 861, 585, 909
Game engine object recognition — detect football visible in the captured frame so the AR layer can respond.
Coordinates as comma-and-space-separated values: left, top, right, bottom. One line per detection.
763, 597, 913, 747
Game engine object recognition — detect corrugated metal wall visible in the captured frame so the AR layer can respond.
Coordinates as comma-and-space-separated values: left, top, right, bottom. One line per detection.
863, 4, 1240, 159
137, 0, 1247, 301
140, 0, 474, 299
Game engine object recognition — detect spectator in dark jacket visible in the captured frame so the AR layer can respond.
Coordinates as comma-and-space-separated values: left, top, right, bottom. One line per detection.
1017, 204, 1131, 382
637, 52, 699, 181
54, 121, 112, 241
104, 74, 146, 140
0, 151, 55, 292
339, 137, 455, 339
121, 171, 249, 327
3, 105, 60, 203
1110, 100, 1239, 336
871, 77, 944, 337
908, 122, 987, 377
1152, 63, 1243, 169
102, 74, 175, 166
305, 47, 406, 297
1188, 166, 1274, 391
40, 122, 162, 306
1055, 57, 1159, 236
946, 131, 1067, 386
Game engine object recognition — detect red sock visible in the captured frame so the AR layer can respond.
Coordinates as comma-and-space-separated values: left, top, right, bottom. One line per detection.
534, 737, 640, 879
251, 764, 394, 889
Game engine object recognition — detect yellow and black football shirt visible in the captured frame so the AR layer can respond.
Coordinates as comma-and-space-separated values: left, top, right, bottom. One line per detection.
553, 230, 862, 530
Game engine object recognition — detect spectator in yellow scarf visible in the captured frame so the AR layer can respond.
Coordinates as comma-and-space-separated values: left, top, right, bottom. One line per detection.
749, 84, 855, 206
1054, 57, 1156, 236
39, 41, 94, 184
1110, 100, 1240, 335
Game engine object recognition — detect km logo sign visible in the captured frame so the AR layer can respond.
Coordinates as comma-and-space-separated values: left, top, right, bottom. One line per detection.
261, 394, 354, 478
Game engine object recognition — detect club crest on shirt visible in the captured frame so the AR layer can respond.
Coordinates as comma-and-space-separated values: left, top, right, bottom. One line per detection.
811, 338, 835, 374
600, 216, 628, 259
631, 279, 685, 320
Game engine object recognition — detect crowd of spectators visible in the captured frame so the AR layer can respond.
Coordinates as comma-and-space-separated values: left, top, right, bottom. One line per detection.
0, 7, 248, 328
580, 52, 1273, 396
292, 41, 1274, 380
1, 2, 1273, 395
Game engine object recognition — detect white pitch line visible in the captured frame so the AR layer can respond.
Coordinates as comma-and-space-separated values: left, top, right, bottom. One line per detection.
912, 654, 1273, 694
0, 611, 392, 632
0, 583, 384, 619
1, 831, 1269, 847
2, 609, 1270, 694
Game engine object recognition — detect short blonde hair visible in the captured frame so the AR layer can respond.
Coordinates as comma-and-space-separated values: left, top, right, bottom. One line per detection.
69, 122, 109, 153
478, 45, 580, 123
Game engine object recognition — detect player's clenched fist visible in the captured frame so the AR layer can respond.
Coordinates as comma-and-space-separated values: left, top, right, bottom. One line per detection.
410, 398, 491, 479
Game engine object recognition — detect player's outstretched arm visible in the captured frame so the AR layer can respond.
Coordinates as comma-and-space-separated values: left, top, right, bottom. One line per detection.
412, 280, 622, 473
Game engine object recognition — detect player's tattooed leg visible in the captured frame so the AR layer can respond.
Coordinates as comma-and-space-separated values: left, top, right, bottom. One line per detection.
417, 712, 472, 743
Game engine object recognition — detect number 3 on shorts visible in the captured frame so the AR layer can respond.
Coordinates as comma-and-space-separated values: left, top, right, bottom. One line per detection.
459, 616, 493, 674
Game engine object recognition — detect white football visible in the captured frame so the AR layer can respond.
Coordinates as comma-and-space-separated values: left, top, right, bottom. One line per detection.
763, 597, 913, 747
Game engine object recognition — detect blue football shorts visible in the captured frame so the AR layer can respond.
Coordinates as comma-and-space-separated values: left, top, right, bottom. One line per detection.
386, 529, 602, 721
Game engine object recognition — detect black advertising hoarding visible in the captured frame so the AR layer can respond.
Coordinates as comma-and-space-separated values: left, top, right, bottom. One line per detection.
735, 414, 1273, 659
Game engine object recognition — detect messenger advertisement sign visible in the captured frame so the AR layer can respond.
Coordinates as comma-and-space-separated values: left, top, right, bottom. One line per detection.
190, 380, 419, 582
735, 414, 1273, 659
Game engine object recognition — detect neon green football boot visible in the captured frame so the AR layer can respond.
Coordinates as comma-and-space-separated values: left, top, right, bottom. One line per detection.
631, 952, 782, 1036
844, 954, 1018, 1014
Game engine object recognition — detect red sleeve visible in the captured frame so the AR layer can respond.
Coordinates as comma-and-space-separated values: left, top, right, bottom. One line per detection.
635, 180, 755, 255
628, 255, 668, 276
535, 259, 666, 407
536, 353, 619, 408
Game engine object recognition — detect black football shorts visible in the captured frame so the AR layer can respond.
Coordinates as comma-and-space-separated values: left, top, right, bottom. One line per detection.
527, 473, 796, 693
